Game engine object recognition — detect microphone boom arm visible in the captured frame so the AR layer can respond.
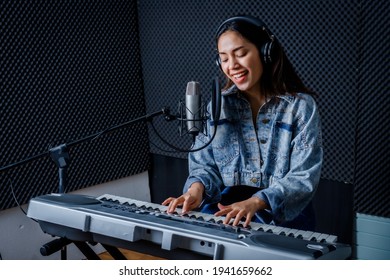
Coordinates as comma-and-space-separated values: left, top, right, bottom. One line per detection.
0, 108, 172, 193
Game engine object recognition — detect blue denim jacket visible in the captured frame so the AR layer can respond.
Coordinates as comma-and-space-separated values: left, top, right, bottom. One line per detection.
184, 85, 323, 225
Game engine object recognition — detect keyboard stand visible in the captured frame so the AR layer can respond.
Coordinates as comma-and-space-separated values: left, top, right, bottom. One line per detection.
100, 244, 127, 260
40, 237, 127, 260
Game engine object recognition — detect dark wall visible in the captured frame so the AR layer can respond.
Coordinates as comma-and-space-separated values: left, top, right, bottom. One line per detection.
0, 0, 149, 210
353, 1, 389, 217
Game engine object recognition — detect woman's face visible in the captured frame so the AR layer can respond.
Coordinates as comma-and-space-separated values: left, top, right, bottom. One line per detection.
217, 30, 263, 96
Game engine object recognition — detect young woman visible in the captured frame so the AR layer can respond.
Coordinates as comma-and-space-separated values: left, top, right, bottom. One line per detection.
163, 15, 323, 231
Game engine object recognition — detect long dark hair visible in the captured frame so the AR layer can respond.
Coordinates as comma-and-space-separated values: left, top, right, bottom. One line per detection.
216, 16, 314, 97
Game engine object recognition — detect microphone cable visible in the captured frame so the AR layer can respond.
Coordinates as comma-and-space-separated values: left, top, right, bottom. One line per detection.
3, 173, 36, 221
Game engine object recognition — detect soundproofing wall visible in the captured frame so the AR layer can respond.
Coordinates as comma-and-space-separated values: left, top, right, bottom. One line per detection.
139, 0, 389, 218
0, 0, 149, 210
353, 1, 389, 217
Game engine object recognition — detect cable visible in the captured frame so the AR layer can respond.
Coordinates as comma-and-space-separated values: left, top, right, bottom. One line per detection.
8, 176, 27, 216
5, 175, 37, 222
150, 120, 217, 153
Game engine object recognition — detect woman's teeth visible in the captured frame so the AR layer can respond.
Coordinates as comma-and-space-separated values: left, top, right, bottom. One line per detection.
233, 72, 245, 78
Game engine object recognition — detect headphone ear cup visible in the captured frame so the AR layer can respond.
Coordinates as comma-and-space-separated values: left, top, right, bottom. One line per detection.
215, 54, 222, 71
261, 41, 275, 65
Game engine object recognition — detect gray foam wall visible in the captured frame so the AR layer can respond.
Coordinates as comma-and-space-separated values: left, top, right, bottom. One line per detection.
0, 0, 149, 210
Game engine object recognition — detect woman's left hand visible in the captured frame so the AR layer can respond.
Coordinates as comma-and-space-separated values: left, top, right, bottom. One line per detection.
215, 197, 269, 227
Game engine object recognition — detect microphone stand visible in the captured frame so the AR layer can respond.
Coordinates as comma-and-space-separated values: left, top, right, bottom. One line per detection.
0, 107, 174, 260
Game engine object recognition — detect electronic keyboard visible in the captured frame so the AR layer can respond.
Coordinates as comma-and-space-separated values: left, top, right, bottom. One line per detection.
27, 193, 351, 260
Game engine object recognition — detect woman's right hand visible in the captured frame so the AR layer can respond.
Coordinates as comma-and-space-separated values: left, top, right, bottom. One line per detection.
162, 182, 204, 214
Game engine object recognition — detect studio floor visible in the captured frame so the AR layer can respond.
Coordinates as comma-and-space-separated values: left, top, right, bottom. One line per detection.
99, 248, 164, 260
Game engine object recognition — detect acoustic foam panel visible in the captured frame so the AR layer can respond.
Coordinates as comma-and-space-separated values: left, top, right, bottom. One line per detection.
353, 0, 389, 217
0, 0, 149, 210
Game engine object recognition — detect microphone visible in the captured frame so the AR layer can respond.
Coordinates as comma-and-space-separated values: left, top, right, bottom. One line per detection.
185, 81, 203, 136
177, 81, 205, 138
153, 78, 220, 152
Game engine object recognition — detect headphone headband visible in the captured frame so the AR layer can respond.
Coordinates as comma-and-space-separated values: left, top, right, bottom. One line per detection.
216, 15, 274, 41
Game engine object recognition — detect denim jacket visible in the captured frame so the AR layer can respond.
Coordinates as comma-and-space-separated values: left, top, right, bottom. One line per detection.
183, 85, 323, 224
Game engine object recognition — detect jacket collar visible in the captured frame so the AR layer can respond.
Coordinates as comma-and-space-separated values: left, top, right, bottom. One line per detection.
222, 85, 295, 103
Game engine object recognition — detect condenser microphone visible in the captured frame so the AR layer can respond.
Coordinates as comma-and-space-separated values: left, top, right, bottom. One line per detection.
185, 81, 202, 136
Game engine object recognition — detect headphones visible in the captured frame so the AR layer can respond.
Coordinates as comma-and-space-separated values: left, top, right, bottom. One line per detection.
215, 15, 278, 69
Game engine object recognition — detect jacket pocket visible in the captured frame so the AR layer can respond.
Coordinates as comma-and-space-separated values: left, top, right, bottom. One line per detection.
270, 120, 293, 177
211, 119, 239, 166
